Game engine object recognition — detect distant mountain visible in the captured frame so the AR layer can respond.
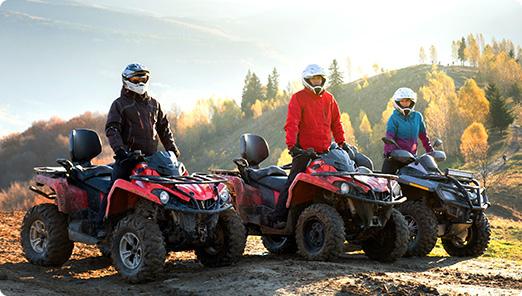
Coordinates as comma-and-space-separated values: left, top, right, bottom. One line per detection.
0, 0, 279, 134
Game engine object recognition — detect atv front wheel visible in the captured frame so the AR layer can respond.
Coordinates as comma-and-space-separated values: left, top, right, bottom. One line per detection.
195, 209, 246, 267
111, 214, 166, 283
262, 235, 297, 254
20, 204, 74, 266
361, 209, 409, 262
295, 203, 345, 261
398, 201, 438, 257
441, 212, 491, 257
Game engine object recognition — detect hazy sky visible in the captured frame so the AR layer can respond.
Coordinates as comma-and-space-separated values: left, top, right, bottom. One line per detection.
1, 0, 522, 136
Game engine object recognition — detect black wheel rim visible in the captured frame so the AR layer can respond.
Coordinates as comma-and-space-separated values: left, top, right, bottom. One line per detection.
451, 226, 473, 248
404, 214, 418, 242
303, 218, 325, 254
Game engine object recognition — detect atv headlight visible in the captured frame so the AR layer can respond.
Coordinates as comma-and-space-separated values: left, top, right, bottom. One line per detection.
219, 187, 231, 202
159, 190, 170, 204
340, 182, 350, 194
440, 189, 457, 202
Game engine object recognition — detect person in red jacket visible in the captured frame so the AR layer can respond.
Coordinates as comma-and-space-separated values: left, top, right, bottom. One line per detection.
269, 64, 349, 227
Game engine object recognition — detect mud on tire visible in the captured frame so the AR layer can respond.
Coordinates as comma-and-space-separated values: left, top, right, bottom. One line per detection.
262, 235, 297, 254
111, 214, 166, 283
398, 201, 438, 257
20, 203, 74, 266
361, 209, 409, 262
295, 203, 345, 261
195, 209, 246, 267
442, 212, 491, 257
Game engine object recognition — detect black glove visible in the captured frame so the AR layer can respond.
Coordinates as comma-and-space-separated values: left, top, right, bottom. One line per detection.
289, 146, 303, 157
304, 148, 318, 159
115, 148, 129, 161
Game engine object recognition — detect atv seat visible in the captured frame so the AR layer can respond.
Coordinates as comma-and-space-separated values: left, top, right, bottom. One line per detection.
246, 165, 287, 181
72, 165, 113, 182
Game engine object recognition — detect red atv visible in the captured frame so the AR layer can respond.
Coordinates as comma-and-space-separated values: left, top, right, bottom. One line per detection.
21, 129, 246, 283
217, 134, 409, 262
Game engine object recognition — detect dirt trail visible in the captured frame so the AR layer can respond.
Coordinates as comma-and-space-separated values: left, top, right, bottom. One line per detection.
1, 211, 521, 296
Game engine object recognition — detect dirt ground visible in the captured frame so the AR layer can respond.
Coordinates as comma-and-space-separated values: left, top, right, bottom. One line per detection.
1, 210, 521, 296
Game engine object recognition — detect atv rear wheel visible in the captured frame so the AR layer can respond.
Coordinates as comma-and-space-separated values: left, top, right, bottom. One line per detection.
295, 203, 345, 261
195, 209, 246, 267
361, 209, 408, 262
111, 214, 166, 283
262, 235, 297, 254
20, 204, 74, 266
398, 201, 438, 257
442, 212, 491, 257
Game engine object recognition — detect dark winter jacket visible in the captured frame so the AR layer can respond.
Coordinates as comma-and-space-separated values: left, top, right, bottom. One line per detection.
285, 88, 345, 153
105, 88, 179, 157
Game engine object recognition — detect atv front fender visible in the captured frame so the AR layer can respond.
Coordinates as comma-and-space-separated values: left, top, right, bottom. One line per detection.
105, 179, 162, 217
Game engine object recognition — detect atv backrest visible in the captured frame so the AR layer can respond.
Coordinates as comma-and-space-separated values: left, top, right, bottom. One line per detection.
240, 134, 269, 167
69, 129, 102, 164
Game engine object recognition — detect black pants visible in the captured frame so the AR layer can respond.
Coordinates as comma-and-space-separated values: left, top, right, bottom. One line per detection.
273, 154, 312, 217
96, 161, 132, 225
381, 158, 404, 174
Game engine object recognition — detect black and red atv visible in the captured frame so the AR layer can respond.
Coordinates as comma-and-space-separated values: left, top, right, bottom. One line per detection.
21, 129, 246, 283
215, 134, 409, 262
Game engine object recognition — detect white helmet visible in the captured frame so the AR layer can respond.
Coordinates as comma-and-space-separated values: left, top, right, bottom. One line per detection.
392, 87, 417, 116
302, 64, 327, 95
122, 63, 150, 95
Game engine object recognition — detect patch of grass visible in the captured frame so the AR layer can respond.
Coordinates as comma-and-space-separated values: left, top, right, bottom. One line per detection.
428, 217, 522, 261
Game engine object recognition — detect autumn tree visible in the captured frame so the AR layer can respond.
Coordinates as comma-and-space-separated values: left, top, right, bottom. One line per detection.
451, 41, 459, 64
328, 59, 344, 95
421, 69, 463, 156
457, 79, 489, 125
419, 47, 426, 64
464, 34, 481, 67
430, 45, 438, 64
340, 112, 357, 146
357, 111, 373, 152
460, 122, 491, 186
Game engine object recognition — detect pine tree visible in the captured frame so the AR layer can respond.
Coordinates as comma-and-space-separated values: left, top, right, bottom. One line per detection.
241, 72, 264, 117
266, 67, 279, 100
328, 59, 344, 95
458, 37, 467, 65
486, 83, 514, 132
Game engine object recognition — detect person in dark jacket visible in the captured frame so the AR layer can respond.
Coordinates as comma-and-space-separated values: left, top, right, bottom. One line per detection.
269, 64, 352, 228
105, 63, 180, 181
382, 87, 433, 174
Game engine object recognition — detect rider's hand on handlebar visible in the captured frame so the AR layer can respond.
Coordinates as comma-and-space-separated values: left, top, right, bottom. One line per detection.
305, 148, 318, 159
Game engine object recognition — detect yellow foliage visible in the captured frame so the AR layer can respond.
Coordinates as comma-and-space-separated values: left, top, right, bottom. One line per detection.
340, 112, 357, 145
460, 122, 489, 164
381, 98, 395, 124
277, 148, 292, 166
251, 100, 263, 119
464, 34, 481, 66
358, 111, 373, 134
457, 79, 489, 124
479, 49, 522, 90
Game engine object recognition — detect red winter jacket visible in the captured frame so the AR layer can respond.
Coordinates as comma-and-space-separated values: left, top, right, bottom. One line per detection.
284, 88, 345, 153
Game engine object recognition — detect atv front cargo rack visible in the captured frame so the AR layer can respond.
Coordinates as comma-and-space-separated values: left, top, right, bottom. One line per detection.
311, 171, 398, 179
130, 173, 228, 184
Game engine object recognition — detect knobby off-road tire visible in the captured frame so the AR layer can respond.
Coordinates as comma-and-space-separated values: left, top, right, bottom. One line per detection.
398, 201, 438, 257
20, 204, 74, 266
262, 235, 297, 254
361, 209, 409, 262
111, 214, 166, 283
195, 209, 246, 267
441, 212, 491, 257
295, 203, 345, 261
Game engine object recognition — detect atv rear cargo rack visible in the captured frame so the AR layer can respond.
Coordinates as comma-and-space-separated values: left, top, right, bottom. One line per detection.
130, 173, 228, 184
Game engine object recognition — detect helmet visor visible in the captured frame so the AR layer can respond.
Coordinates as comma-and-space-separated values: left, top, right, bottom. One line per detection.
127, 75, 149, 84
